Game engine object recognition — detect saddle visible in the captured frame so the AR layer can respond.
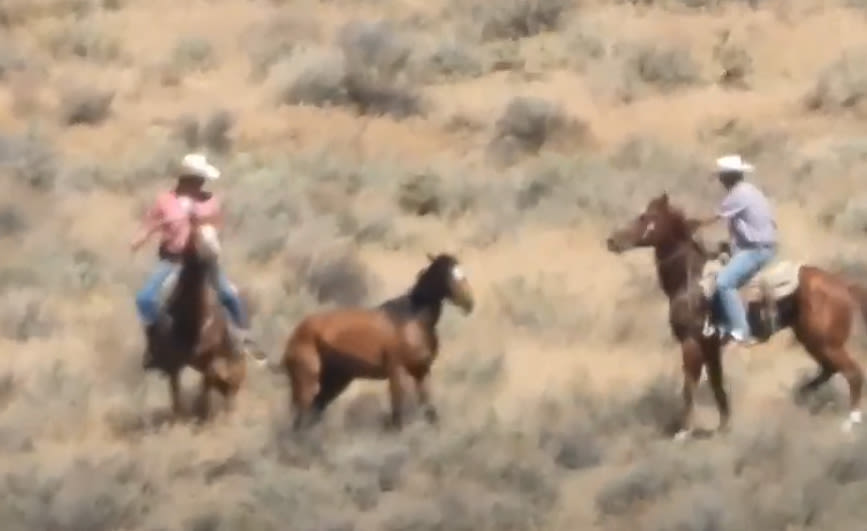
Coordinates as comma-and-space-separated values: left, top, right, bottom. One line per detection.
155, 267, 241, 318
698, 251, 802, 304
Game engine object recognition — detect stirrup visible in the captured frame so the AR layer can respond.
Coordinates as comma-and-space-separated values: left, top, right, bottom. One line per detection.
702, 317, 717, 338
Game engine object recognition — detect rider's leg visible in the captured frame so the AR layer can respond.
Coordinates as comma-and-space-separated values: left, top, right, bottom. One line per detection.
208, 263, 254, 348
715, 247, 775, 342
135, 259, 180, 329
135, 260, 180, 366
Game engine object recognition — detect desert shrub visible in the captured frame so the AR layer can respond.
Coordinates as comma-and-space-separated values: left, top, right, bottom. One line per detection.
59, 88, 114, 126
489, 96, 590, 165
474, 0, 570, 42
0, 131, 58, 191
159, 36, 217, 85
0, 287, 57, 341
415, 41, 483, 82
624, 42, 702, 91
394, 169, 476, 219
713, 32, 753, 89
173, 109, 235, 153
280, 21, 425, 118
0, 204, 28, 238
489, 272, 596, 339
46, 24, 123, 63
243, 14, 321, 80
805, 47, 867, 113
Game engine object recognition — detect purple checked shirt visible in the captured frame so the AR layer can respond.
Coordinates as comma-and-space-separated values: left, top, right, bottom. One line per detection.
717, 181, 777, 250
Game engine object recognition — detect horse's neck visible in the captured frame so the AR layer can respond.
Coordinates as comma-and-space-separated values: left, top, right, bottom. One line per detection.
171, 257, 209, 325
654, 239, 706, 299
382, 292, 443, 329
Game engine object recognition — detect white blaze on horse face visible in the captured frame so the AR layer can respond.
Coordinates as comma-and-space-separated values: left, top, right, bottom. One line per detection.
451, 265, 466, 281
641, 221, 656, 240
197, 224, 221, 260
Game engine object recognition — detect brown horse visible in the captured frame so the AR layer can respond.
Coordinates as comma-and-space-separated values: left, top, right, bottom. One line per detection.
146, 221, 256, 421
606, 192, 867, 438
280, 253, 475, 431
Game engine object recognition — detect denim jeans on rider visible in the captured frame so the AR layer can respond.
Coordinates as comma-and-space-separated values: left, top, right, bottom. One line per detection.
714, 245, 776, 340
134, 259, 248, 328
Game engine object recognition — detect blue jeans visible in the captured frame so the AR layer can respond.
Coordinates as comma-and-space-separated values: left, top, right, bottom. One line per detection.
134, 259, 247, 329
714, 246, 776, 337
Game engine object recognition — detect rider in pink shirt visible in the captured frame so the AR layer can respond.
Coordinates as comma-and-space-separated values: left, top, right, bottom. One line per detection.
131, 153, 254, 369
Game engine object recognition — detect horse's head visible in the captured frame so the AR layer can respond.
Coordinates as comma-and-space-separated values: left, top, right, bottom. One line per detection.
606, 192, 693, 254
415, 253, 475, 314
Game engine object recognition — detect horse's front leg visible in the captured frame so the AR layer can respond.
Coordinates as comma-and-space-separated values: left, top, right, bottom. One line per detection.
702, 337, 730, 433
168, 370, 183, 421
675, 337, 704, 441
386, 364, 411, 430
416, 369, 438, 425
195, 374, 212, 422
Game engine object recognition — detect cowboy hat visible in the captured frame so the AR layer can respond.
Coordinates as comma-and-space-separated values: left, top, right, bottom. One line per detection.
714, 154, 754, 175
178, 152, 220, 181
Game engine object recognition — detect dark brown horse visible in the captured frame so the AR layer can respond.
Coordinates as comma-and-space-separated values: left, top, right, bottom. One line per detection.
280, 253, 475, 431
147, 221, 256, 421
606, 193, 867, 438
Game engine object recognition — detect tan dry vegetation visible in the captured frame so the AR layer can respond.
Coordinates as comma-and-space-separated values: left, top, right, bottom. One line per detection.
4, 0, 867, 529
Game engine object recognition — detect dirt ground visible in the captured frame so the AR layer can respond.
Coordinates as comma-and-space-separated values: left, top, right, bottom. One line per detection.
3, 0, 867, 529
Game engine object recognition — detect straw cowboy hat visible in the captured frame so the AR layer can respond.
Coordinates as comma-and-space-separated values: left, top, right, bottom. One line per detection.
178, 152, 220, 181
714, 154, 754, 174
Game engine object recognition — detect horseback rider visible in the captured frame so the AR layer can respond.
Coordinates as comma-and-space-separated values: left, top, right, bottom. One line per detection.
131, 152, 256, 368
695, 154, 777, 347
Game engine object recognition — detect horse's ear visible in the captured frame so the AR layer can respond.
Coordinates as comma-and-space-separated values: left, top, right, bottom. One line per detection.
660, 191, 669, 205
426, 252, 436, 263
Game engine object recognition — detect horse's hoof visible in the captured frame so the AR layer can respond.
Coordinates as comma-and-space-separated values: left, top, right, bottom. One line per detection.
842, 410, 862, 433
673, 429, 692, 443
423, 408, 439, 425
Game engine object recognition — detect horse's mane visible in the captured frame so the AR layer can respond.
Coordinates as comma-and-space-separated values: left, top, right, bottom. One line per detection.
376, 260, 448, 321
662, 203, 711, 260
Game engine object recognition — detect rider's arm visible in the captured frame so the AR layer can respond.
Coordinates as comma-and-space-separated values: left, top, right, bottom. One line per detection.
194, 195, 223, 229
130, 201, 166, 251
695, 214, 722, 227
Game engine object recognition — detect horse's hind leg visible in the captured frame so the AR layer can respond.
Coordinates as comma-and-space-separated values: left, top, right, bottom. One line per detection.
311, 370, 352, 420
795, 340, 862, 432
289, 355, 321, 432
829, 346, 864, 432
794, 359, 835, 402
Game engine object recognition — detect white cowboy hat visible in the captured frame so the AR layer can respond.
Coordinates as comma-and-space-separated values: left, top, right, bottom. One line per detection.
179, 152, 220, 181
714, 154, 754, 174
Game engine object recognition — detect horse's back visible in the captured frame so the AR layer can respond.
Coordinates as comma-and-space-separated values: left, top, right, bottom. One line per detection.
284, 307, 398, 368
799, 265, 858, 306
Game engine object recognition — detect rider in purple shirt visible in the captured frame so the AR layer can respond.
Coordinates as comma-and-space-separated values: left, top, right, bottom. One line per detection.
696, 154, 777, 346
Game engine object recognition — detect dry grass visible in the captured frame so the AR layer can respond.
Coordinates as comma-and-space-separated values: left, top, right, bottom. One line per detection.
2, 0, 867, 529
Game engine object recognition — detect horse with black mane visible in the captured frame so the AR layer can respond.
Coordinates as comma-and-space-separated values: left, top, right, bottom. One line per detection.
146, 220, 261, 421
280, 253, 475, 431
607, 193, 867, 438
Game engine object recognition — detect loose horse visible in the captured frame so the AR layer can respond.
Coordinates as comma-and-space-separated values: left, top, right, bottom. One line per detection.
606, 193, 867, 437
146, 221, 257, 421
281, 253, 475, 431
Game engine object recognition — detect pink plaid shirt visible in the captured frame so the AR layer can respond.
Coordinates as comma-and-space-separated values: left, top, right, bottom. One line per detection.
142, 191, 221, 255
